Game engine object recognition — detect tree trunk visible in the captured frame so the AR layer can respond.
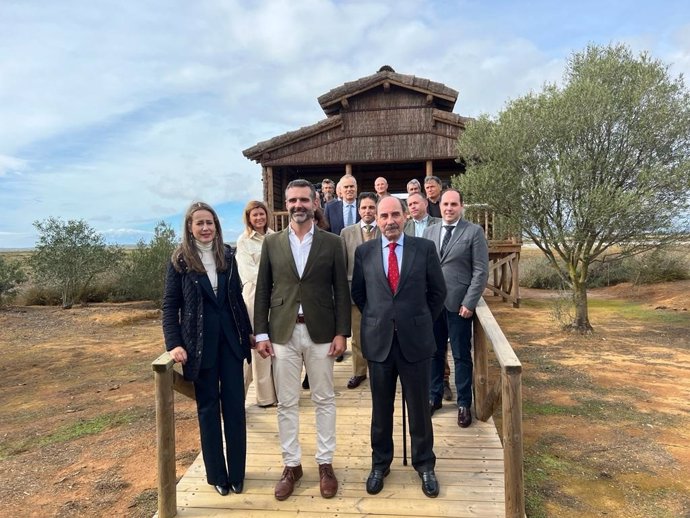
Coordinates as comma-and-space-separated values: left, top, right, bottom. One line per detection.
570, 279, 593, 333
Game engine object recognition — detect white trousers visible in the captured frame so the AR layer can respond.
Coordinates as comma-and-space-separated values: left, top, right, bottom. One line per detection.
243, 350, 277, 406
272, 323, 336, 466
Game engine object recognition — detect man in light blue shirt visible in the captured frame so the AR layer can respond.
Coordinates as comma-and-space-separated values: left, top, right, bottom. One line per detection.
403, 193, 441, 237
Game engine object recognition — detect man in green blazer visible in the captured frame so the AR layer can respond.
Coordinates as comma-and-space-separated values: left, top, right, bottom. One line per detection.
254, 179, 351, 502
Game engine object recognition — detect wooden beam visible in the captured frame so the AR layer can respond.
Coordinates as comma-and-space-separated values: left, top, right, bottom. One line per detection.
426, 93, 433, 105
383, 81, 390, 92
152, 352, 177, 518
341, 97, 349, 110
426, 160, 433, 177
345, 163, 352, 176
503, 370, 525, 517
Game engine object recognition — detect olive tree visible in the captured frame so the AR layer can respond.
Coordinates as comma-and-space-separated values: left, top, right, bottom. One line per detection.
0, 256, 27, 306
122, 221, 178, 304
30, 218, 123, 308
457, 43, 690, 333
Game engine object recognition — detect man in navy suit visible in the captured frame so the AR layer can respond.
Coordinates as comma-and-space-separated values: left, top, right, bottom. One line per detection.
351, 196, 446, 498
324, 174, 360, 236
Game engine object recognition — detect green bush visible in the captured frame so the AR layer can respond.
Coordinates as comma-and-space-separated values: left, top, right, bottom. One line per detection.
626, 250, 690, 285
0, 256, 28, 306
519, 249, 690, 290
117, 222, 178, 305
519, 256, 566, 289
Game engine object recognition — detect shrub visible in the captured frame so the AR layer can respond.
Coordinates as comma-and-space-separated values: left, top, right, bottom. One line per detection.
0, 256, 27, 306
519, 255, 566, 289
626, 250, 690, 285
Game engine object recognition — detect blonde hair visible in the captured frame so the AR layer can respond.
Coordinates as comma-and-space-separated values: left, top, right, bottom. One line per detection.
242, 200, 272, 235
172, 201, 227, 273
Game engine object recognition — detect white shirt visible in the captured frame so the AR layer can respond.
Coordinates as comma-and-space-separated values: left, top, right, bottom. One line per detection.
380, 233, 404, 276
255, 223, 315, 343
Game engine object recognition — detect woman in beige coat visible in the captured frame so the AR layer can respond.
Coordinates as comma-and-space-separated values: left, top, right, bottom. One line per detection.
237, 200, 277, 407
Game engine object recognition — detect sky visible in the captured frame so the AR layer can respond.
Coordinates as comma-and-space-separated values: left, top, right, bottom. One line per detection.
1, 0, 689, 249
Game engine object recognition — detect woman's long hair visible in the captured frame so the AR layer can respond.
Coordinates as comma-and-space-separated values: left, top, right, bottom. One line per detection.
242, 200, 272, 235
172, 201, 227, 273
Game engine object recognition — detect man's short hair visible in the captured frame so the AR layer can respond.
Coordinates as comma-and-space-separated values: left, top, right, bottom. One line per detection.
358, 192, 378, 205
407, 179, 421, 190
441, 187, 464, 204
424, 175, 442, 187
286, 179, 316, 200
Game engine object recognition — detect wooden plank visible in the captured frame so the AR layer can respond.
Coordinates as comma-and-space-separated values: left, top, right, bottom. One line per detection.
166, 350, 507, 517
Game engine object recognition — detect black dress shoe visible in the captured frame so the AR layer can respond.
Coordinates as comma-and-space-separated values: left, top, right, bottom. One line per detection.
230, 481, 244, 494
214, 484, 230, 496
458, 406, 472, 428
366, 468, 390, 495
347, 375, 367, 389
335, 354, 344, 362
418, 470, 439, 498
429, 400, 442, 416
302, 374, 309, 389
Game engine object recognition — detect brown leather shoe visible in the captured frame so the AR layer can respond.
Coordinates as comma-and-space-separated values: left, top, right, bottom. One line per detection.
347, 375, 367, 389
458, 406, 472, 428
318, 463, 338, 498
274, 465, 303, 501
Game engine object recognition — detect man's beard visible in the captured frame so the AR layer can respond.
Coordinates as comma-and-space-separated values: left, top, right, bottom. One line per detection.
289, 207, 314, 222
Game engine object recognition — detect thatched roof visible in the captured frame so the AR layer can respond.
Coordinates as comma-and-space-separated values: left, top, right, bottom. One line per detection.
243, 66, 466, 164
318, 66, 459, 116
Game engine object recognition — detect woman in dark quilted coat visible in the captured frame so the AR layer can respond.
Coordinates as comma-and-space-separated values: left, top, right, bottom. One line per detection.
162, 201, 253, 496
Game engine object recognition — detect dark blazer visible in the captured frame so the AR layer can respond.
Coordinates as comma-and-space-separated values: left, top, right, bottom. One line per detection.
254, 225, 351, 344
324, 199, 360, 236
423, 218, 489, 312
351, 235, 446, 363
162, 245, 253, 381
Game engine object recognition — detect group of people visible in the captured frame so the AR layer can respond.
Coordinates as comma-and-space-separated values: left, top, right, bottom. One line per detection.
161, 173, 489, 502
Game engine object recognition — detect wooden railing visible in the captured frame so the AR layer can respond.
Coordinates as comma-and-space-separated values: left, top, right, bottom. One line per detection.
152, 297, 524, 518
151, 353, 195, 518
473, 297, 525, 517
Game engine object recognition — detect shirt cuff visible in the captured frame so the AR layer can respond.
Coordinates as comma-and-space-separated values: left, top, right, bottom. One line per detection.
255, 333, 269, 342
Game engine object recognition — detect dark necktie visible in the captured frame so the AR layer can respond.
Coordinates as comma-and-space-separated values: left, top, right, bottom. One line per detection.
387, 242, 399, 294
440, 225, 453, 256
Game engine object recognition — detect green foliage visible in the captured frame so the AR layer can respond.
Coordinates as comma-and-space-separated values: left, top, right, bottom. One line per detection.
627, 249, 690, 285
457, 43, 690, 331
0, 256, 27, 305
29, 217, 124, 308
119, 221, 178, 305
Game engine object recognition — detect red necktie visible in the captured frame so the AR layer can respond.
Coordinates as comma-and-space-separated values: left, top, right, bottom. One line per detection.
387, 242, 399, 294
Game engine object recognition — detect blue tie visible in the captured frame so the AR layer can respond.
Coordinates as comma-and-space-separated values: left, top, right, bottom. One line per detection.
345, 204, 354, 226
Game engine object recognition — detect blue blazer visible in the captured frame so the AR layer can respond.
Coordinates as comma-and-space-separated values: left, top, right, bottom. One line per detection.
324, 200, 360, 236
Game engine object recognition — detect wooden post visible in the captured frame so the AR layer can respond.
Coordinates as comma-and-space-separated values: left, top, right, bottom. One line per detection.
266, 166, 274, 213
425, 160, 433, 177
512, 253, 521, 308
345, 163, 352, 176
501, 262, 509, 303
502, 368, 525, 518
153, 353, 177, 518
473, 316, 488, 420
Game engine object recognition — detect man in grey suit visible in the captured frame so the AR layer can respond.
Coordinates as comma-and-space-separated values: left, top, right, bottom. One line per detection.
403, 192, 441, 237
340, 191, 378, 389
254, 179, 351, 500
423, 189, 488, 428
352, 196, 446, 498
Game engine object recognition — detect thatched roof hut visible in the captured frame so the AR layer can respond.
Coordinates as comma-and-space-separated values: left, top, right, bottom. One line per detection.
243, 66, 470, 212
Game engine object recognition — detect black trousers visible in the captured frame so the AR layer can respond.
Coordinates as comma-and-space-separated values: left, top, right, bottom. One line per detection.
368, 333, 435, 472
193, 337, 246, 486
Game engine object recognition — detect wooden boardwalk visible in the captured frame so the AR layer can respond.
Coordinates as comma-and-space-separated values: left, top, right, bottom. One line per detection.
170, 353, 506, 517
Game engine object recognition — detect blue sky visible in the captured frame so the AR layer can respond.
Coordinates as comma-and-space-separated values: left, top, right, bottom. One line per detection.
1, 0, 689, 248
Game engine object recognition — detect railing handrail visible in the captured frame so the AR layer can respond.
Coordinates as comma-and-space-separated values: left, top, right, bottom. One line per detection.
474, 299, 522, 372
473, 297, 525, 518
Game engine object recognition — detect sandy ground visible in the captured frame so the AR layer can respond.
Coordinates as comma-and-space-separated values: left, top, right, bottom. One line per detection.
0, 281, 688, 517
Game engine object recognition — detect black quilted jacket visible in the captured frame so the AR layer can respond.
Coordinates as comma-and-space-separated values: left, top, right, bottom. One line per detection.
162, 245, 252, 381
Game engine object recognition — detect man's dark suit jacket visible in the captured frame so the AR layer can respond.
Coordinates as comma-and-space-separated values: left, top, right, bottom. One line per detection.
254, 225, 351, 345
351, 235, 446, 363
324, 199, 360, 236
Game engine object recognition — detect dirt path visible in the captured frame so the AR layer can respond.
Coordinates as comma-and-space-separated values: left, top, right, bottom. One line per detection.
0, 282, 688, 517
